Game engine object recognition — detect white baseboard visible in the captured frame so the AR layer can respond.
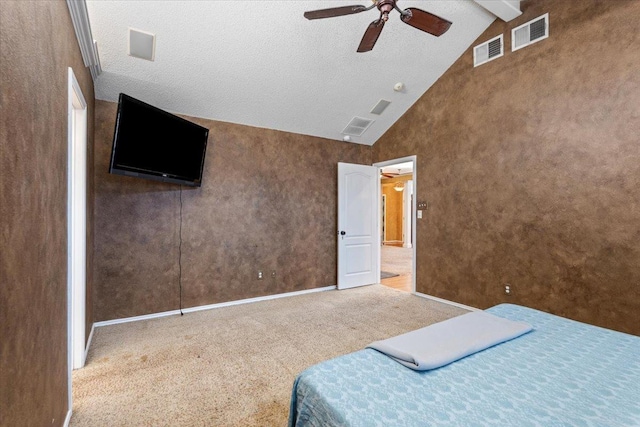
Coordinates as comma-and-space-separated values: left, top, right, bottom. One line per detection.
84, 323, 95, 360
94, 308, 182, 327
414, 292, 480, 312
94, 286, 337, 327
182, 285, 336, 314
63, 409, 72, 427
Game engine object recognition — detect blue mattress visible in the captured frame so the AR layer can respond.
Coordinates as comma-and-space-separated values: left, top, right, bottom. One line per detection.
289, 304, 640, 427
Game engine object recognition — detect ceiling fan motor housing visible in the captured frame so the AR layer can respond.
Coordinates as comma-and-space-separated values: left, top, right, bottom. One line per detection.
377, 0, 395, 20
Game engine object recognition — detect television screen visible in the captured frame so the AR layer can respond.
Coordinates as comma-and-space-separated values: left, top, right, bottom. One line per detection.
109, 93, 209, 187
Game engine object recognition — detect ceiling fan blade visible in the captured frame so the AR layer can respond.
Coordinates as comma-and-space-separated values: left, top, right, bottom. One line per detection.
400, 8, 452, 36
304, 5, 368, 20
357, 19, 385, 53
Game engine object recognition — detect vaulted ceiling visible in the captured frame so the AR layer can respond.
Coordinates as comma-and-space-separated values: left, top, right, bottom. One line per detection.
86, 1, 501, 145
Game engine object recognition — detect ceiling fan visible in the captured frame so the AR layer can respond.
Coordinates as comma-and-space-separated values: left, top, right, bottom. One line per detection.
381, 169, 400, 179
303, 0, 452, 52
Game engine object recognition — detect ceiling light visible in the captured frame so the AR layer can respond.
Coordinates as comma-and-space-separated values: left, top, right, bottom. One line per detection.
393, 82, 404, 92
394, 182, 404, 192
343, 135, 351, 142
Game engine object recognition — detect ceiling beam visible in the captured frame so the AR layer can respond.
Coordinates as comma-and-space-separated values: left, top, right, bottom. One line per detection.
473, 0, 522, 22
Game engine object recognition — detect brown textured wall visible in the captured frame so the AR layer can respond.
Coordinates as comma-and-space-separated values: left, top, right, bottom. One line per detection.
373, 0, 640, 335
0, 1, 95, 425
94, 100, 371, 321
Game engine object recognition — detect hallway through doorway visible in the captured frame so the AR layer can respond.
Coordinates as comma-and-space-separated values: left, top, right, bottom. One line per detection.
380, 245, 412, 292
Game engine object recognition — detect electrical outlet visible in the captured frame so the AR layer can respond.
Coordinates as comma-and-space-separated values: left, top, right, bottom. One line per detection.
505, 284, 511, 295
257, 271, 263, 280
271, 271, 276, 278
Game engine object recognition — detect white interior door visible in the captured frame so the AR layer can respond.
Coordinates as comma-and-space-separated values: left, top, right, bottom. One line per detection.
337, 162, 379, 289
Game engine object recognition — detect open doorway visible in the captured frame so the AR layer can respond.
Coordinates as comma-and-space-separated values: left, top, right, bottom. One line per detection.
374, 157, 416, 293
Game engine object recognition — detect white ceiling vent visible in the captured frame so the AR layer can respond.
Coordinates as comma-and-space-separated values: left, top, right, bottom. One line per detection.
512, 13, 549, 52
342, 117, 374, 137
129, 28, 156, 61
474, 34, 503, 67
370, 99, 391, 115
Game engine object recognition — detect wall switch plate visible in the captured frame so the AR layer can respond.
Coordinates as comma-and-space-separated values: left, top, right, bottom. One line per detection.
417, 210, 423, 219
505, 284, 511, 295
258, 271, 263, 280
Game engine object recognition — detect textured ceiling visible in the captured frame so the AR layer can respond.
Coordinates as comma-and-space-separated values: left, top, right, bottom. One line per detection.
381, 161, 413, 176
86, 1, 495, 145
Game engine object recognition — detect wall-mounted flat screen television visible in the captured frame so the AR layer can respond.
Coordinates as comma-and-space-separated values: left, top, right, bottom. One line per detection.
109, 93, 209, 187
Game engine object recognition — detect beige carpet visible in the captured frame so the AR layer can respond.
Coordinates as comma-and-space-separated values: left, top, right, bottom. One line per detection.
381, 245, 413, 276
71, 285, 467, 426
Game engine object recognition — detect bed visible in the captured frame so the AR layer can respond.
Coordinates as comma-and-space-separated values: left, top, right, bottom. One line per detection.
289, 304, 640, 427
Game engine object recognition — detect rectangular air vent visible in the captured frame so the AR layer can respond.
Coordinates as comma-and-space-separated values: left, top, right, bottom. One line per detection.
512, 13, 549, 52
473, 34, 504, 67
370, 99, 391, 115
342, 116, 374, 137
129, 28, 156, 61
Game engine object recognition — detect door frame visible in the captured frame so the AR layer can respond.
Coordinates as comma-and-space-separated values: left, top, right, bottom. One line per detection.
67, 67, 88, 417
373, 155, 417, 293
381, 194, 387, 244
